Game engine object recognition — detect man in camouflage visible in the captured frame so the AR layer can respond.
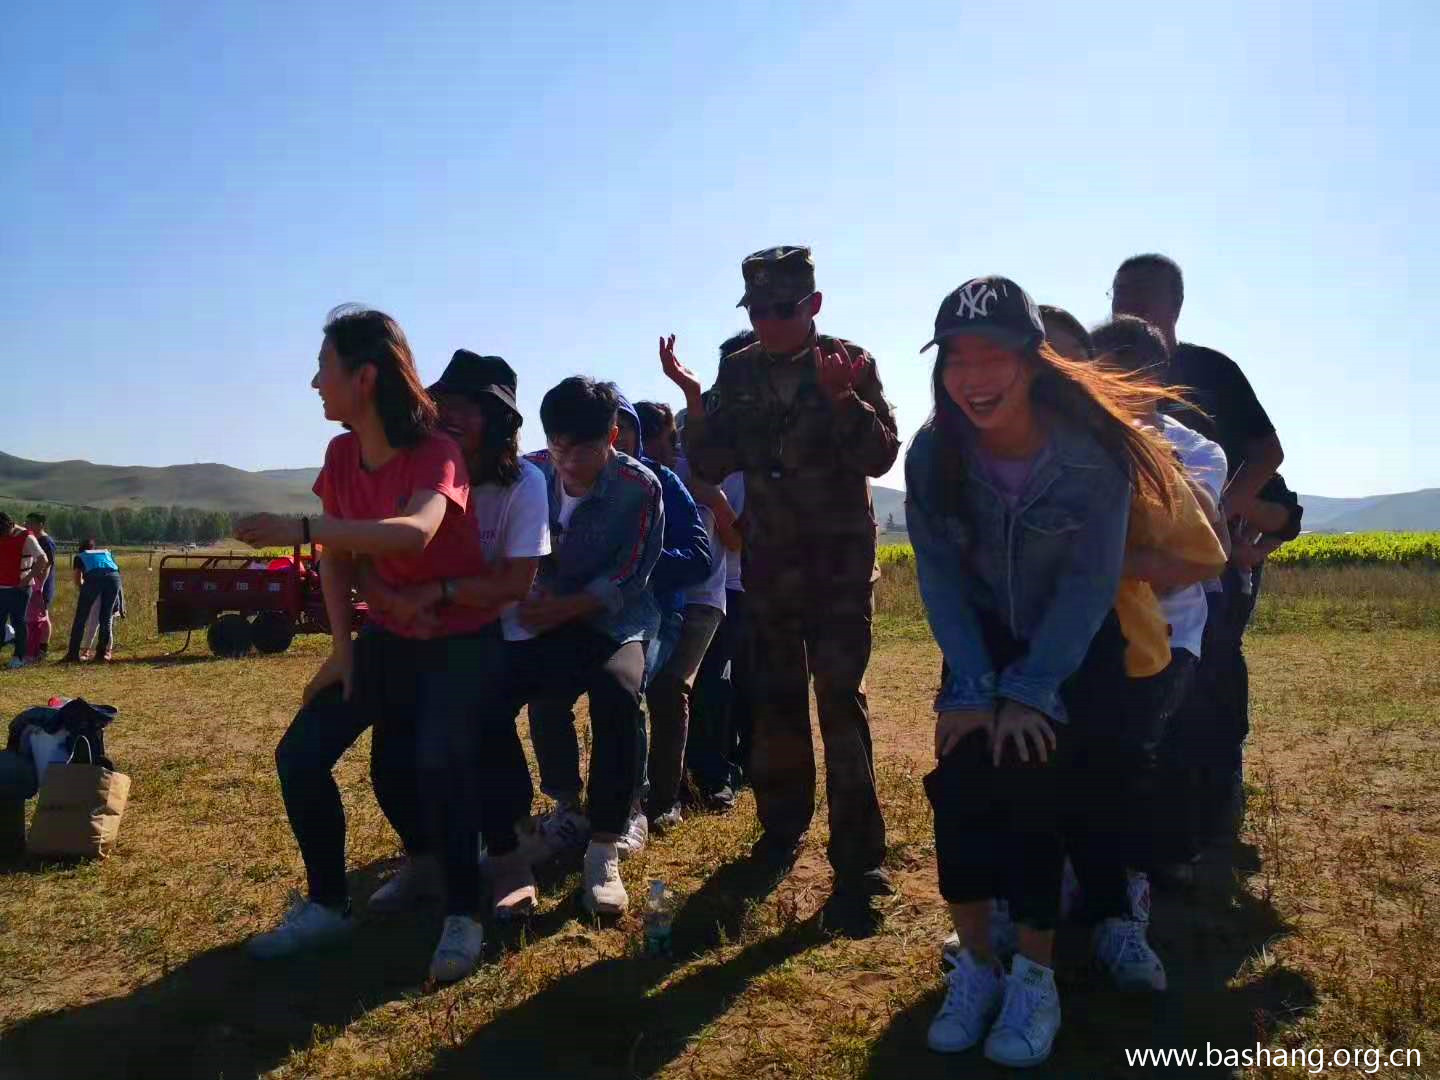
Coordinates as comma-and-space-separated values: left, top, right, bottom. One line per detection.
661, 246, 900, 922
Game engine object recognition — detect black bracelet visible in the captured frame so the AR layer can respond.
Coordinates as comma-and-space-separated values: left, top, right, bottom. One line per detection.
301, 516, 311, 545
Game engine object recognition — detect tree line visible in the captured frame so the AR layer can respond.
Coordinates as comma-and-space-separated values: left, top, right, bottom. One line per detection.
1, 502, 235, 546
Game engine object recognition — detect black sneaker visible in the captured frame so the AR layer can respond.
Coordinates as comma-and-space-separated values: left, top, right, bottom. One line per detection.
836, 867, 895, 899
750, 833, 802, 872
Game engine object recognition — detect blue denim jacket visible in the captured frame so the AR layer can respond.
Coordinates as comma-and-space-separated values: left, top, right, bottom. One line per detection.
904, 418, 1131, 722
644, 458, 712, 615
525, 449, 665, 645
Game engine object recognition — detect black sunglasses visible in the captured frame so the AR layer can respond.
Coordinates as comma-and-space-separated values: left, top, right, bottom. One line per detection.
745, 293, 814, 320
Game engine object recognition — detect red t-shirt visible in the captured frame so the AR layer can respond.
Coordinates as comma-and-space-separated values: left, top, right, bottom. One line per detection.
314, 431, 499, 638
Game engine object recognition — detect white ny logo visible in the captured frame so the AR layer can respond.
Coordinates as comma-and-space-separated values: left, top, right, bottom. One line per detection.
955, 282, 999, 320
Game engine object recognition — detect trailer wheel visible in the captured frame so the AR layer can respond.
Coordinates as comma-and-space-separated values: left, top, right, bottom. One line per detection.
251, 611, 296, 655
207, 614, 253, 659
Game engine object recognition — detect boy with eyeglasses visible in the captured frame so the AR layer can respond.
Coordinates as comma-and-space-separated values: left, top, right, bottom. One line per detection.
493, 376, 665, 915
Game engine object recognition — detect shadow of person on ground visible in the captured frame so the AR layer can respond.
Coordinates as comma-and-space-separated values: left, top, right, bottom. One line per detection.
0, 860, 446, 1080
864, 838, 1315, 1079
422, 910, 825, 1079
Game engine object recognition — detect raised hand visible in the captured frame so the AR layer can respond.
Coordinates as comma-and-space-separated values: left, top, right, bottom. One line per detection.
235, 513, 302, 549
659, 334, 703, 404
814, 340, 866, 400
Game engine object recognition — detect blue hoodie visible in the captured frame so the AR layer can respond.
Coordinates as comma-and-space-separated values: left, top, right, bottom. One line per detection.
616, 394, 711, 613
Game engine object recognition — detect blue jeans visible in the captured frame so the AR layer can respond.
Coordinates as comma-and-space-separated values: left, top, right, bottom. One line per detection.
0, 749, 39, 857
0, 588, 28, 662
67, 571, 120, 660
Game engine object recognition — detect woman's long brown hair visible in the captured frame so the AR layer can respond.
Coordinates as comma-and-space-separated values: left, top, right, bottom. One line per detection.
928, 339, 1187, 517
324, 305, 438, 450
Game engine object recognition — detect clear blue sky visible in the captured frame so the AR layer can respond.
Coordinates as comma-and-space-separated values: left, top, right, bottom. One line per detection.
5, 1, 1436, 497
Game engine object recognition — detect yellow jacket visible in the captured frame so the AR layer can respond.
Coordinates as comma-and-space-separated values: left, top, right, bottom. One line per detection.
1115, 471, 1228, 677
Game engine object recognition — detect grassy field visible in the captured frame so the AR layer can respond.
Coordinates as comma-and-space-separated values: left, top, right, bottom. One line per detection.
0, 553, 1436, 1078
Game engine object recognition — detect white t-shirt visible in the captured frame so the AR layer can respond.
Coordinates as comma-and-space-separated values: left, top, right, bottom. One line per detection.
721, 471, 744, 593
1157, 414, 1228, 658
685, 506, 728, 613
671, 454, 728, 613
470, 458, 552, 641
557, 485, 583, 531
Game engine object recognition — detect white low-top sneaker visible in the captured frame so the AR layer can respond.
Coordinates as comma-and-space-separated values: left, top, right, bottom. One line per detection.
983, 954, 1062, 1068
429, 915, 485, 983
616, 810, 648, 862
582, 841, 629, 915
927, 947, 1003, 1054
247, 892, 353, 960
367, 856, 442, 914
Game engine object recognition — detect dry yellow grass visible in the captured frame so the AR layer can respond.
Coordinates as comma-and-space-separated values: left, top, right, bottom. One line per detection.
0, 558, 1436, 1078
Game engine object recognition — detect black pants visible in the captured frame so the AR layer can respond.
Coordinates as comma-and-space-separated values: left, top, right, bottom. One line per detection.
67, 571, 120, 660
515, 623, 646, 837
687, 589, 752, 794
1156, 574, 1257, 861
1063, 647, 1197, 921
0, 588, 29, 661
274, 625, 520, 915
925, 612, 1124, 931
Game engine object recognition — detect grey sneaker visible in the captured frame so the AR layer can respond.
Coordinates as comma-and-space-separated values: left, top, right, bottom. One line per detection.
1093, 917, 1168, 991
650, 805, 684, 835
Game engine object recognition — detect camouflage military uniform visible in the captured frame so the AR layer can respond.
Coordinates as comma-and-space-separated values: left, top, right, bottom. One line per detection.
685, 247, 899, 883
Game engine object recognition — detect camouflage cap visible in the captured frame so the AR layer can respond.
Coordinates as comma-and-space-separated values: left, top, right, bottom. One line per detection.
737, 246, 816, 308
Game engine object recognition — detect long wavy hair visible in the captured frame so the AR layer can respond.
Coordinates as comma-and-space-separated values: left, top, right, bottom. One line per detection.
926, 338, 1187, 518
323, 305, 437, 450
467, 392, 523, 487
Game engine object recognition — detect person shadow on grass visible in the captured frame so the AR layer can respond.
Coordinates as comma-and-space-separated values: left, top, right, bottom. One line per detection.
420, 853, 828, 1080
0, 858, 451, 1080
862, 837, 1316, 1079
0, 849, 810, 1080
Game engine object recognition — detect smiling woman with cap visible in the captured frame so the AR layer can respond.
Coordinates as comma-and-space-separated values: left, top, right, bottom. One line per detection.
904, 276, 1185, 1068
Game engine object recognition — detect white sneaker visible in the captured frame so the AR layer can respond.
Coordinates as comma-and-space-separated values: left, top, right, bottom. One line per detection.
927, 948, 1003, 1054
616, 810, 648, 861
984, 955, 1062, 1068
521, 803, 591, 865
940, 901, 1018, 969
247, 893, 353, 959
1094, 917, 1168, 991
582, 841, 628, 915
429, 915, 485, 983
1126, 869, 1152, 924
367, 856, 442, 914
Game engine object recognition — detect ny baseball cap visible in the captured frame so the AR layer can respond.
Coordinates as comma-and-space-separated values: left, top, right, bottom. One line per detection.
429, 350, 519, 417
920, 276, 1045, 353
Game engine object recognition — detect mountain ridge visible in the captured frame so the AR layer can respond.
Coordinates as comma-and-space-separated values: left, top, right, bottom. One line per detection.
2, 451, 1435, 532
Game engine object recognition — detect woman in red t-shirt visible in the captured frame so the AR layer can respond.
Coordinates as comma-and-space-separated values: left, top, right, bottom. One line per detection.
235, 306, 505, 983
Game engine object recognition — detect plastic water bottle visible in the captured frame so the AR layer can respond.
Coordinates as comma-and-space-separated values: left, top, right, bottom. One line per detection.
644, 879, 673, 957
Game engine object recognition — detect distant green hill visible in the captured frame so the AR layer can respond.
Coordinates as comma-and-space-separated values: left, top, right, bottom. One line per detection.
870, 484, 1440, 534
0, 451, 319, 513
